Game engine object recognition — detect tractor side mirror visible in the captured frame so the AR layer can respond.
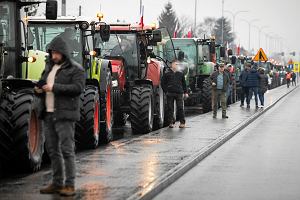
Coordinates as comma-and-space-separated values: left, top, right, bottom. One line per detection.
151, 30, 162, 44
46, 0, 58, 20
99, 24, 110, 42
220, 46, 226, 57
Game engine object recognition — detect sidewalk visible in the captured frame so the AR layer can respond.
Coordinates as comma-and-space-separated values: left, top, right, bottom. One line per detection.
0, 85, 296, 200
154, 87, 300, 200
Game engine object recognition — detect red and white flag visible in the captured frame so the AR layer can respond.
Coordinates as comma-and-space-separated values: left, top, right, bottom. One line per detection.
139, 0, 144, 28
173, 23, 179, 38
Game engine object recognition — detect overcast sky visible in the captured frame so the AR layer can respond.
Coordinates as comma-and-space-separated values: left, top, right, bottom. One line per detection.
51, 0, 299, 58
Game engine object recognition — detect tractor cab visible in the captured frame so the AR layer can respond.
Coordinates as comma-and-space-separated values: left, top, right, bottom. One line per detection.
98, 23, 176, 133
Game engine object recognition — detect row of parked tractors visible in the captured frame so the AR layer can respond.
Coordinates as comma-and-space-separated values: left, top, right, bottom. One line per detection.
0, 0, 285, 176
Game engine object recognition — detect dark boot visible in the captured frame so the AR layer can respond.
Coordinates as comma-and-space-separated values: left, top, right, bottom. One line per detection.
40, 184, 63, 194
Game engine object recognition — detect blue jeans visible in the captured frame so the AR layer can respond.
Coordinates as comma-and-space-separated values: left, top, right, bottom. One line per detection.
258, 91, 264, 106
247, 87, 258, 106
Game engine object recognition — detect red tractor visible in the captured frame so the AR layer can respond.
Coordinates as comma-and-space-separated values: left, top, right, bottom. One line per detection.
96, 24, 176, 134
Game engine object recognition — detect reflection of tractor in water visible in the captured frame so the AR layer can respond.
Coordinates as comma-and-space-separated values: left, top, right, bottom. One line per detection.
26, 17, 113, 149
0, 0, 57, 173
99, 24, 176, 134
172, 37, 221, 113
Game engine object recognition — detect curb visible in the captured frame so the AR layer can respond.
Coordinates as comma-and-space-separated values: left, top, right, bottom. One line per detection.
127, 86, 298, 200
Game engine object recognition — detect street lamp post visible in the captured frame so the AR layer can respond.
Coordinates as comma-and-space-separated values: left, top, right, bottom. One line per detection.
255, 25, 269, 48
224, 10, 248, 33
221, 0, 224, 45
242, 19, 259, 53
194, 0, 197, 36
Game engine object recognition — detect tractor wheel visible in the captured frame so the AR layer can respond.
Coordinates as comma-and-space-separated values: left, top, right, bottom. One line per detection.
130, 85, 154, 134
201, 77, 212, 113
9, 90, 44, 172
153, 85, 165, 130
112, 89, 126, 127
99, 71, 113, 144
0, 98, 13, 169
75, 86, 100, 149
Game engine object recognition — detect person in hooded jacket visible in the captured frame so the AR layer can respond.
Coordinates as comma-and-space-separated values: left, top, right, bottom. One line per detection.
35, 36, 85, 196
258, 68, 268, 107
246, 64, 260, 109
239, 63, 250, 107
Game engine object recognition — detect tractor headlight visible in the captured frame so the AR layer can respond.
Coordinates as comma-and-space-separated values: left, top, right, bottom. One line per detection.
112, 80, 118, 87
28, 56, 37, 63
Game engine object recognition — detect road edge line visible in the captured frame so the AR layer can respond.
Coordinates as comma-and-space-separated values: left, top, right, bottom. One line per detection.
127, 86, 298, 200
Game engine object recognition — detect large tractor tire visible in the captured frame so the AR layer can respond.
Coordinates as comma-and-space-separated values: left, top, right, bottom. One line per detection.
201, 77, 212, 113
99, 71, 113, 144
153, 85, 165, 130
112, 89, 126, 127
75, 86, 100, 149
130, 85, 154, 134
0, 98, 13, 171
9, 90, 44, 172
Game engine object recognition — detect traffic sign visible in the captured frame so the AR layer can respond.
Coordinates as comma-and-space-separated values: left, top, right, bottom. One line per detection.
294, 62, 299, 72
253, 48, 268, 62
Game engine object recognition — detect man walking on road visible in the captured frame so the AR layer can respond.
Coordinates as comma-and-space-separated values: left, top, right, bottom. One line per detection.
162, 59, 188, 128
246, 64, 260, 109
291, 71, 296, 86
35, 36, 85, 196
239, 63, 250, 107
210, 63, 230, 119
286, 71, 292, 88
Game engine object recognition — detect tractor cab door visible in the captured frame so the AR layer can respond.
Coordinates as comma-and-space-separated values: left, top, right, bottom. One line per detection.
0, 1, 18, 78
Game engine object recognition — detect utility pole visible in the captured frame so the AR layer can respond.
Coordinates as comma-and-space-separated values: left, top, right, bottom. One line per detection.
62, 0, 66, 16
194, 0, 197, 36
221, 0, 224, 45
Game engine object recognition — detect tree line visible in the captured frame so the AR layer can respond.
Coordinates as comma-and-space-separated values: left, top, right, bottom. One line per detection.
158, 2, 234, 46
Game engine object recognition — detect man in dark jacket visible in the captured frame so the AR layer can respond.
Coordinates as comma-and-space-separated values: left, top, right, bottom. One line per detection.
35, 36, 85, 196
162, 59, 188, 128
246, 65, 260, 109
210, 63, 230, 119
239, 63, 250, 107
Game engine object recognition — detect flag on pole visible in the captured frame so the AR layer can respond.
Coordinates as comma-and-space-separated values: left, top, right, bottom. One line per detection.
173, 23, 179, 38
187, 27, 192, 38
237, 43, 241, 56
139, 0, 144, 28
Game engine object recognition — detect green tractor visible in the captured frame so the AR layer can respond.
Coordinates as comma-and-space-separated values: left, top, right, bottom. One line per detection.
26, 17, 113, 149
172, 37, 223, 112
0, 0, 58, 173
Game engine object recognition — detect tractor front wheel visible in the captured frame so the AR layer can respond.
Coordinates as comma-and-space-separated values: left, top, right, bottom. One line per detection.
75, 86, 100, 149
130, 85, 154, 134
201, 77, 212, 113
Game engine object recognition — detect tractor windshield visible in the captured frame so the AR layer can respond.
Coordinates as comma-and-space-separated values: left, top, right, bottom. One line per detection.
28, 23, 83, 63
154, 28, 176, 63
0, 1, 16, 77
198, 44, 210, 62
99, 33, 138, 67
172, 39, 197, 69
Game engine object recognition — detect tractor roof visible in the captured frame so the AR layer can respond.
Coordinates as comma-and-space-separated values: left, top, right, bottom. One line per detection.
28, 16, 90, 24
110, 23, 156, 33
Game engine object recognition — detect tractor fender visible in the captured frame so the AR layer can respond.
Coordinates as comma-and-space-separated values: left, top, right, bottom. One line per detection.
134, 79, 153, 88
99, 59, 112, 94
89, 58, 112, 93
2, 78, 35, 92
146, 60, 162, 87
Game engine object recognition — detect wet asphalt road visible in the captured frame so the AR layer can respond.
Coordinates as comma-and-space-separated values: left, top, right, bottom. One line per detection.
154, 87, 300, 200
0, 85, 295, 200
